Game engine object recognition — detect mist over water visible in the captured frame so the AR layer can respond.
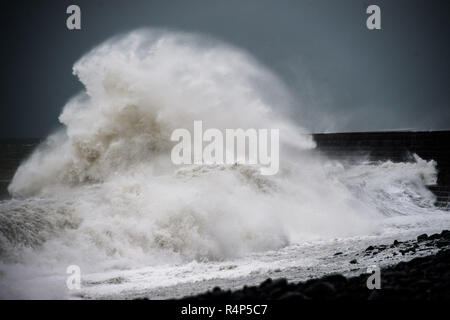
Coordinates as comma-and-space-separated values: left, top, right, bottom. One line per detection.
0, 29, 446, 299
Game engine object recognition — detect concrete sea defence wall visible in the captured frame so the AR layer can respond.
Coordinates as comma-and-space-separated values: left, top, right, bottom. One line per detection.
313, 130, 450, 208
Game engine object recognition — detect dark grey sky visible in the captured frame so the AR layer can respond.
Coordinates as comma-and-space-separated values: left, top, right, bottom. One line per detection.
1, 0, 449, 138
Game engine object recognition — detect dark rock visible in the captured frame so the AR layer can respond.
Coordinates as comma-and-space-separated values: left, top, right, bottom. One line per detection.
334, 252, 343, 256
181, 240, 450, 301
260, 278, 287, 293
368, 290, 382, 300
437, 240, 450, 248
384, 270, 407, 279
365, 246, 374, 252
417, 234, 428, 242
429, 233, 441, 240
304, 281, 336, 299
349, 259, 358, 264
414, 280, 431, 290
321, 274, 347, 286
271, 278, 288, 288
260, 278, 273, 288
279, 292, 309, 300
268, 287, 284, 299
440, 230, 450, 240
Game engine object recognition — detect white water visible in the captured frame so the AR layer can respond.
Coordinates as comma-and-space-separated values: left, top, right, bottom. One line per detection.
0, 29, 448, 299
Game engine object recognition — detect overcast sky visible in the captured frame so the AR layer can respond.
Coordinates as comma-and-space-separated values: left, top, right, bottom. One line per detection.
1, 0, 449, 138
